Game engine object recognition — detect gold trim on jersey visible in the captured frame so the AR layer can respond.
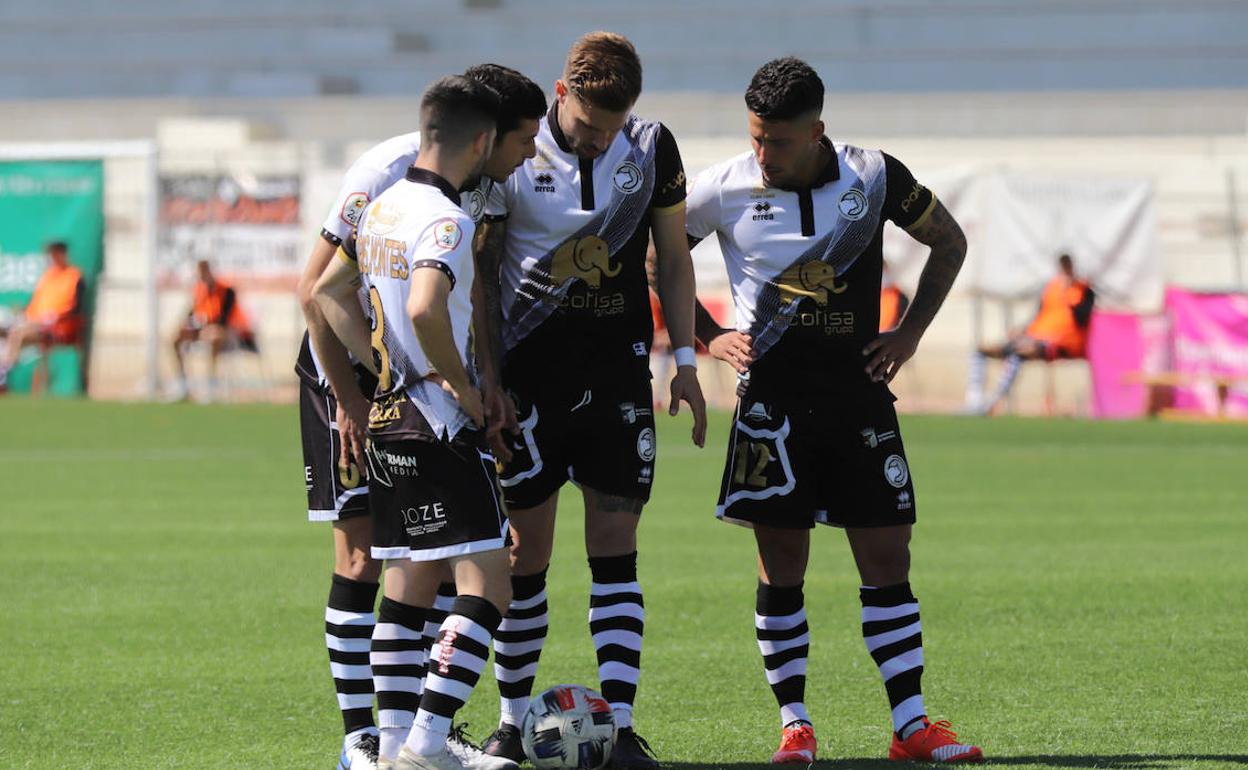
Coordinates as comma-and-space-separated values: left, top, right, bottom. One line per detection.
336, 245, 357, 265
904, 194, 939, 233
651, 199, 687, 217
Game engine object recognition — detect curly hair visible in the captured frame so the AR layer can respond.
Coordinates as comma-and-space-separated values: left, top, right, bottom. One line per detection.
744, 57, 824, 121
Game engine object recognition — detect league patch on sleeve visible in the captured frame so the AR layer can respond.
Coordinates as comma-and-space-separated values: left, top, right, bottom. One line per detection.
340, 192, 370, 227
432, 218, 463, 250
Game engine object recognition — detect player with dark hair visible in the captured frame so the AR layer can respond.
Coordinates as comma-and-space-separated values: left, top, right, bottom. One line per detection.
475, 31, 706, 770
0, 241, 85, 390
314, 74, 514, 770
169, 259, 256, 401
295, 66, 544, 770
675, 57, 983, 764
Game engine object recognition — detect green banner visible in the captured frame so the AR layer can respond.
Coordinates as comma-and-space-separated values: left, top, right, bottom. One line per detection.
0, 160, 104, 308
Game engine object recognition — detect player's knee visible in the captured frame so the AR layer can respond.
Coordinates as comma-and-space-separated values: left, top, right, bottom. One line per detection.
335, 549, 379, 582
510, 538, 552, 575
584, 518, 638, 557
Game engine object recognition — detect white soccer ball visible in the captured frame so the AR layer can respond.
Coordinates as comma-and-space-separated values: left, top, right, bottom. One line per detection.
521, 684, 617, 769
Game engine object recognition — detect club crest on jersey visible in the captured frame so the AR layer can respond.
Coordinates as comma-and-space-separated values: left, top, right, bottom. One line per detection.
366, 202, 403, 235
433, 218, 462, 250
340, 192, 369, 226
838, 188, 868, 221
550, 235, 620, 289
636, 427, 657, 462
884, 454, 910, 488
465, 189, 486, 222
776, 261, 849, 306
612, 161, 643, 194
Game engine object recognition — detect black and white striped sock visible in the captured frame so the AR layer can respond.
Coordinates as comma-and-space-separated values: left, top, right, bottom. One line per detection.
423, 582, 457, 646
861, 583, 926, 738
755, 581, 811, 728
325, 574, 379, 735
494, 568, 549, 727
588, 552, 645, 730
372, 598, 426, 760
406, 595, 503, 756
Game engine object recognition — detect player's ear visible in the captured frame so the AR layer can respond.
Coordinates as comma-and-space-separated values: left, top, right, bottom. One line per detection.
811, 119, 825, 143
554, 79, 568, 101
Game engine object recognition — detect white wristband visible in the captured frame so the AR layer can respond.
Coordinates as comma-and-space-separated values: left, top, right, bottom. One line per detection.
674, 346, 697, 369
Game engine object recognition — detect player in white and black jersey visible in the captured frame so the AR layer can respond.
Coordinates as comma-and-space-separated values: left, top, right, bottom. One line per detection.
295, 66, 545, 770
474, 33, 706, 769
314, 76, 516, 770
678, 59, 984, 764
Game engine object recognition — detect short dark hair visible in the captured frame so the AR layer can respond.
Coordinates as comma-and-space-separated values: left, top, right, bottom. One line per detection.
563, 31, 642, 112
419, 75, 502, 150
45, 241, 68, 254
745, 57, 824, 121
1058, 254, 1074, 270
463, 63, 547, 138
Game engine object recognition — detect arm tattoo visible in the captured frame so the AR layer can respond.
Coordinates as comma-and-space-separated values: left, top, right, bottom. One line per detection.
474, 221, 507, 377
900, 201, 967, 335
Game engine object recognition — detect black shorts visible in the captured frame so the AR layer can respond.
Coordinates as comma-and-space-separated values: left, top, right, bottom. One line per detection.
366, 432, 509, 562
716, 388, 917, 530
300, 376, 370, 522
498, 372, 656, 510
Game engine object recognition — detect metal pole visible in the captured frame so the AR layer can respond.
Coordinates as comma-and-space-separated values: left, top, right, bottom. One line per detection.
144, 144, 160, 398
1227, 168, 1244, 292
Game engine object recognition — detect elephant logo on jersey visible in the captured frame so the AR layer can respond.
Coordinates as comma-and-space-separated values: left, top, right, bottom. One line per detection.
550, 235, 621, 289
366, 202, 403, 235
776, 261, 849, 306
838, 188, 868, 221
612, 161, 644, 194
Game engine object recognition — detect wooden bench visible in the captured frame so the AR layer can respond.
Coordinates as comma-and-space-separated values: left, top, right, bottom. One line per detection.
1124, 371, 1248, 418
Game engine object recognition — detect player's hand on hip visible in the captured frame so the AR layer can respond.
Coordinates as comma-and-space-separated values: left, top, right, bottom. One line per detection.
669, 366, 708, 448
443, 380, 486, 428
708, 331, 753, 374
863, 327, 921, 384
482, 382, 516, 463
335, 396, 370, 477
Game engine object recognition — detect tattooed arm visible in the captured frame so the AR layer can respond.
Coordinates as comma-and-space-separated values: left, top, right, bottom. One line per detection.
862, 199, 967, 383
472, 218, 518, 460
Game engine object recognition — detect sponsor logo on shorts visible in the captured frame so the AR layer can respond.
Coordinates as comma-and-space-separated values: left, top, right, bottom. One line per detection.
619, 402, 652, 425
838, 188, 868, 221
896, 490, 913, 510
884, 454, 910, 488
403, 502, 448, 537
612, 161, 643, 194
860, 427, 897, 449
743, 402, 773, 423
633, 341, 648, 356
637, 427, 657, 462
380, 449, 419, 476
637, 465, 653, 485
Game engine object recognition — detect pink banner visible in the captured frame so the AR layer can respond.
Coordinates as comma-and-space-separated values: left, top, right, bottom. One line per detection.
1087, 311, 1145, 418
1166, 288, 1248, 417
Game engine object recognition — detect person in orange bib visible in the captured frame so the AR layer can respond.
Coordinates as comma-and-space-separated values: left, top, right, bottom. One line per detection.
879, 265, 910, 333
170, 259, 256, 400
0, 241, 85, 389
965, 254, 1094, 414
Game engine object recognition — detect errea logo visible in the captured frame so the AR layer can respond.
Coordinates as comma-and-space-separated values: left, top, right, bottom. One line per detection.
752, 201, 774, 221
534, 173, 555, 193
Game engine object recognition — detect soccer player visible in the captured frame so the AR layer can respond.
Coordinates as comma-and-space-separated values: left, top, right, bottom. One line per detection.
679, 58, 983, 764
314, 74, 514, 770
474, 32, 706, 769
0, 241, 84, 390
169, 259, 256, 401
965, 254, 1094, 414
295, 66, 545, 770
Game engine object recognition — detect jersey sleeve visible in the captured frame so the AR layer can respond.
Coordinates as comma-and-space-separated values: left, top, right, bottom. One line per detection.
684, 167, 721, 241
882, 153, 937, 231
650, 124, 687, 215
412, 212, 475, 290
484, 175, 510, 221
320, 162, 392, 245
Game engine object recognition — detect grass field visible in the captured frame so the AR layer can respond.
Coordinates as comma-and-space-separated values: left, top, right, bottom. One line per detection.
1, 399, 1246, 769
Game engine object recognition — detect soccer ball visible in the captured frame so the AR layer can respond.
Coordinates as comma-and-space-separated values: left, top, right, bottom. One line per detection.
521, 684, 617, 769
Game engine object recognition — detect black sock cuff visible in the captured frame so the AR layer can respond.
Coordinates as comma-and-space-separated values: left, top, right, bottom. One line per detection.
329, 574, 380, 612
435, 582, 457, 600
511, 567, 549, 599
378, 597, 426, 630
859, 582, 917, 607
450, 595, 503, 635
756, 581, 805, 615
588, 552, 638, 584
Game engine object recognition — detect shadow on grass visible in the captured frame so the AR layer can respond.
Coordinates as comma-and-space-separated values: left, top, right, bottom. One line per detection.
663, 755, 1248, 769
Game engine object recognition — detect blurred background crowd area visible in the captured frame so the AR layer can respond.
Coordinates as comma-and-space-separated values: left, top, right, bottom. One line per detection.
2, 0, 1246, 418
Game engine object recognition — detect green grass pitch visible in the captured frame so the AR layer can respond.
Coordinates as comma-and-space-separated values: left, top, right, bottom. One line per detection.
1, 399, 1246, 769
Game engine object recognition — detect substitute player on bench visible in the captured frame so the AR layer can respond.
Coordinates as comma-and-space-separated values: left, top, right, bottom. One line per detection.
474, 32, 706, 770
680, 58, 983, 764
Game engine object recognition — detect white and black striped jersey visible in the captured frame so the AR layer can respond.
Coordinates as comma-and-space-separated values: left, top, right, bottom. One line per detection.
485, 103, 686, 376
296, 132, 493, 388
686, 139, 936, 394
340, 167, 479, 440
